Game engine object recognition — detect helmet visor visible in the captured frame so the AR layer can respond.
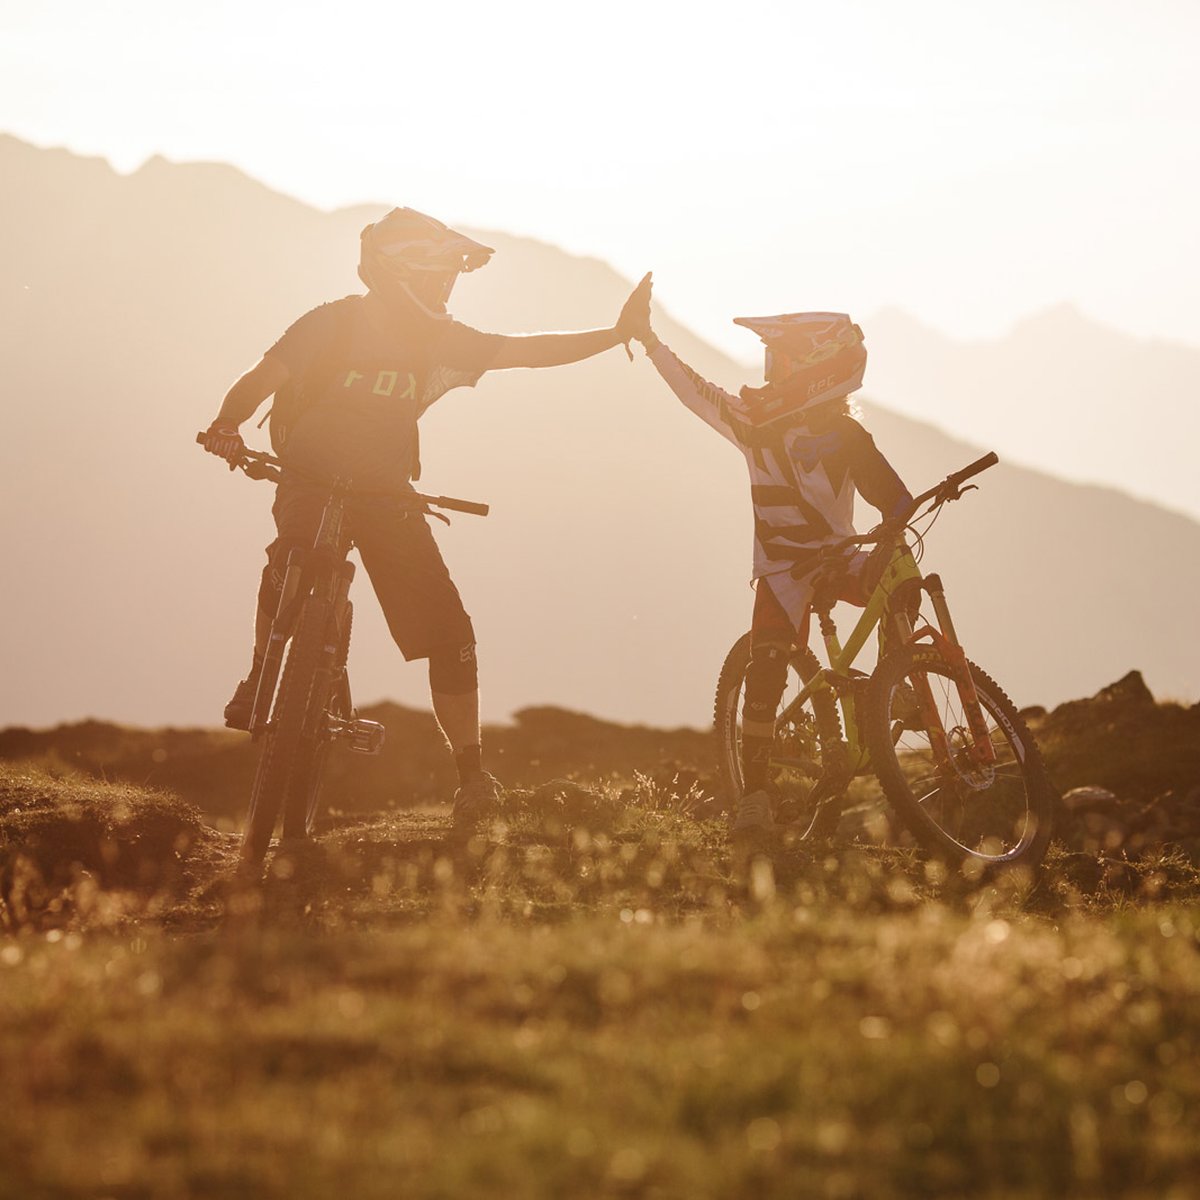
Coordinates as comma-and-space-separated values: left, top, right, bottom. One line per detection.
764, 346, 800, 385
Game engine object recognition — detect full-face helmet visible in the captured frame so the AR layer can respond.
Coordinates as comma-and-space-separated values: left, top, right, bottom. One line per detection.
358, 207, 495, 319
732, 312, 867, 428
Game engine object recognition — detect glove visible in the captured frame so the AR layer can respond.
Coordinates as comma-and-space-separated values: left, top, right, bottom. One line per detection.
203, 421, 245, 465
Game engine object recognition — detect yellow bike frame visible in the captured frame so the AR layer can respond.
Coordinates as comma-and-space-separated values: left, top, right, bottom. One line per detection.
776, 537, 997, 779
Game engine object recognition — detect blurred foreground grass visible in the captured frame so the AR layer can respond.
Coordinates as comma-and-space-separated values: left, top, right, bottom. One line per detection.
2, 763, 1199, 1199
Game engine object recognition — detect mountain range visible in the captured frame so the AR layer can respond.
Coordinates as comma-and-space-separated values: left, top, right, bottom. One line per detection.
2, 132, 1197, 729
865, 305, 1200, 520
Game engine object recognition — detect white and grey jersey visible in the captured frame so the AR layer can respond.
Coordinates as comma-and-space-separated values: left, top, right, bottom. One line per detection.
646, 342, 911, 580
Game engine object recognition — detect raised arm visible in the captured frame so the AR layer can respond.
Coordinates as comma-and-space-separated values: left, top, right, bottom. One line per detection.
484, 273, 653, 369
622, 275, 744, 446
486, 326, 627, 370
643, 339, 746, 446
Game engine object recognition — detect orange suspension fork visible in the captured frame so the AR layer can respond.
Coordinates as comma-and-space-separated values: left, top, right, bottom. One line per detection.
889, 604, 954, 769
923, 574, 996, 766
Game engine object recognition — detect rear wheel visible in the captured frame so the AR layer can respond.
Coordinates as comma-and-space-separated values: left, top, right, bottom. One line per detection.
714, 633, 841, 839
864, 646, 1054, 871
240, 596, 334, 866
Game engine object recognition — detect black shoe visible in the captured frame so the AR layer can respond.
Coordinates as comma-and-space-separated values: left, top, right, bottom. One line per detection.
223, 674, 260, 731
732, 789, 777, 835
450, 772, 505, 833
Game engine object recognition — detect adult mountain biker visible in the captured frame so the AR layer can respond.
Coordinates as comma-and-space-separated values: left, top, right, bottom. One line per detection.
622, 276, 913, 838
203, 207, 651, 832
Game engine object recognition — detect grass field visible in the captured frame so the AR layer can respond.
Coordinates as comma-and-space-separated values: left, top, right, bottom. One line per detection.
2, 758, 1199, 1199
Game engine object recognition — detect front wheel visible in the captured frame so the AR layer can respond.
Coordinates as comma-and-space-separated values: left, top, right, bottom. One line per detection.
240, 596, 335, 866
863, 646, 1054, 872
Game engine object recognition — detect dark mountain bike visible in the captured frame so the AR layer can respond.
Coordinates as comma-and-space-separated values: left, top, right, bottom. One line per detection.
715, 452, 1056, 873
196, 435, 489, 868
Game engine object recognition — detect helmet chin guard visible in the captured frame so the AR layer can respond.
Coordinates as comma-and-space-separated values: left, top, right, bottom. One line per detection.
358, 207, 495, 319
731, 312, 867, 428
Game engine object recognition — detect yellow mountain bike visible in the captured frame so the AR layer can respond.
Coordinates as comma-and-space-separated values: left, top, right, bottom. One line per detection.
715, 453, 1056, 872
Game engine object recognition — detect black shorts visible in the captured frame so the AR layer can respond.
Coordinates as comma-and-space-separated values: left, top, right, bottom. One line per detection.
260, 482, 474, 661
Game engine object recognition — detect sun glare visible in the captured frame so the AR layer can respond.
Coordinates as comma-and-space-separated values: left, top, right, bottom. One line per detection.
2, 0, 1198, 352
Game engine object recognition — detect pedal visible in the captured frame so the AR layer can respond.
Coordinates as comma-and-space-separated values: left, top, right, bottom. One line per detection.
338, 719, 386, 755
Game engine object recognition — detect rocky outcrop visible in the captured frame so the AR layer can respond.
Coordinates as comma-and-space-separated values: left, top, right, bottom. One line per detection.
1028, 671, 1200, 859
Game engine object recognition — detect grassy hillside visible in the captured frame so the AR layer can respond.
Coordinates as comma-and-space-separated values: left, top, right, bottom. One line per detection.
2, 668, 1199, 1199
2, 670, 1197, 841
0, 704, 715, 823
3, 873, 1198, 1199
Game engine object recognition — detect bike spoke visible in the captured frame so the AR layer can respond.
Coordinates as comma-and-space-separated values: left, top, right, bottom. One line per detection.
879, 661, 1044, 861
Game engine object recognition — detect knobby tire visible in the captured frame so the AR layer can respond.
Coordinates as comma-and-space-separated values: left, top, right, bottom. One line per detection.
714, 633, 838, 839
863, 645, 1055, 872
240, 596, 333, 866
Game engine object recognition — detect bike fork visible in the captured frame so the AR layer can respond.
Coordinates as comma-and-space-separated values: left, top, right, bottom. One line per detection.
920, 574, 996, 767
250, 549, 308, 735
887, 604, 956, 768
301, 562, 354, 742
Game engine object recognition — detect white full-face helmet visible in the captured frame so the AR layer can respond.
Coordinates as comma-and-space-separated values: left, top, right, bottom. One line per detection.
732, 312, 867, 427
358, 207, 495, 319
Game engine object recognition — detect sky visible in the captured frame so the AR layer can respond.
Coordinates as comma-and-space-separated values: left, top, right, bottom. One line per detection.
3, 0, 1198, 360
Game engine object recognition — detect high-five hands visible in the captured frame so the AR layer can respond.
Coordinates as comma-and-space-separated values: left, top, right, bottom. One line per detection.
615, 272, 654, 358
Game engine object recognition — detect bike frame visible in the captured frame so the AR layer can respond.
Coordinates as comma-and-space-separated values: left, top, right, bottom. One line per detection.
193, 431, 487, 745
250, 482, 355, 739
776, 536, 997, 780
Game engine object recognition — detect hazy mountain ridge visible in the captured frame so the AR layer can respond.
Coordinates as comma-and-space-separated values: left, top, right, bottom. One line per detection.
3, 132, 1198, 728
866, 304, 1200, 519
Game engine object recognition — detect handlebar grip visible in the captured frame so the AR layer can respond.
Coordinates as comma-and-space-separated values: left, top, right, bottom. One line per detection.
195, 431, 207, 445
434, 497, 490, 517
948, 451, 999, 486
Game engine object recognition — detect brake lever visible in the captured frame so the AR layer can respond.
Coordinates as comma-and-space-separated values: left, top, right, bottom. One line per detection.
242, 458, 282, 483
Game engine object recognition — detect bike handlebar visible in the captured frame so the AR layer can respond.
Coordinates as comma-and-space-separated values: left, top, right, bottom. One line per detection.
195, 432, 490, 517
809, 450, 1000, 562
908, 450, 999, 511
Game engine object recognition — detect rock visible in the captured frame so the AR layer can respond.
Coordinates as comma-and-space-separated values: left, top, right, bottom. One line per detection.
1059, 787, 1128, 852
1097, 671, 1156, 710
1043, 671, 1158, 737
1061, 786, 1121, 815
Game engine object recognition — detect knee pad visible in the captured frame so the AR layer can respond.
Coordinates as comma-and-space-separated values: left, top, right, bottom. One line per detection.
258, 539, 307, 612
744, 640, 790, 725
429, 640, 478, 695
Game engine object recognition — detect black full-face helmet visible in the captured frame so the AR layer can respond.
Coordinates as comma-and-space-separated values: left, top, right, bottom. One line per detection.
358, 207, 495, 319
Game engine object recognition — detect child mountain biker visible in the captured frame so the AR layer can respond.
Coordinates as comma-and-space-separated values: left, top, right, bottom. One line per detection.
624, 276, 913, 836
202, 208, 651, 832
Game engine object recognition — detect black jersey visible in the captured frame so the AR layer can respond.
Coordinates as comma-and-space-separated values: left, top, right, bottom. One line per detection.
264, 296, 502, 488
